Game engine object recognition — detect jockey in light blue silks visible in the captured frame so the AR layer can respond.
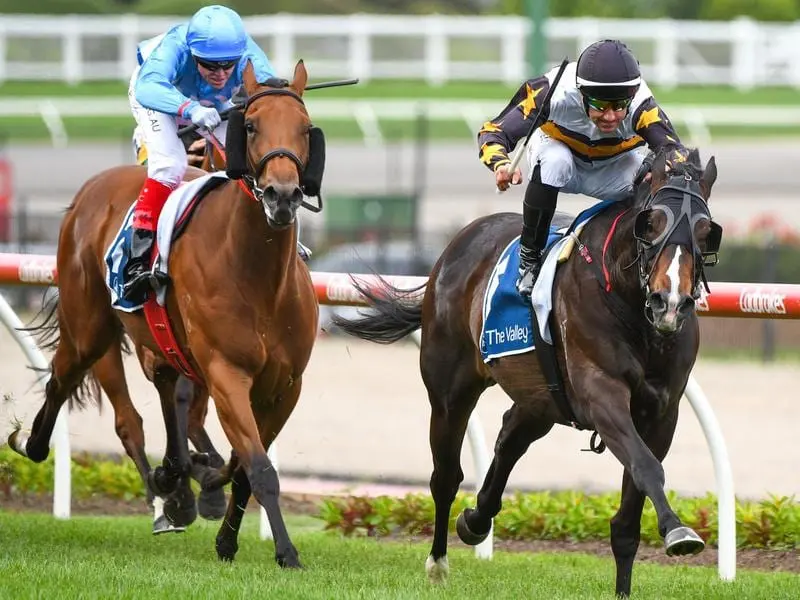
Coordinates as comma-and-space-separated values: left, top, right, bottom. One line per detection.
125, 5, 308, 303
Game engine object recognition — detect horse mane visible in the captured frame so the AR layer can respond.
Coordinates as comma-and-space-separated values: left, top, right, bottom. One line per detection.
622, 144, 704, 209
666, 146, 704, 180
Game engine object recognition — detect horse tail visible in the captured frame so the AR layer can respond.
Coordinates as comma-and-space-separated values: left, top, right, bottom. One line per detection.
23, 291, 61, 353
21, 291, 118, 410
331, 276, 425, 344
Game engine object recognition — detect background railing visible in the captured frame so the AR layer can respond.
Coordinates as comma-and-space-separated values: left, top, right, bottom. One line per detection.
2, 97, 800, 148
0, 14, 797, 88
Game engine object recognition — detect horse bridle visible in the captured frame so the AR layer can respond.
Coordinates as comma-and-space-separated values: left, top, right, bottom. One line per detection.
240, 86, 308, 201
633, 171, 721, 298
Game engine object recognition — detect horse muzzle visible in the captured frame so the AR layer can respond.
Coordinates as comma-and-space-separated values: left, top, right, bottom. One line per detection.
645, 290, 695, 334
262, 182, 303, 229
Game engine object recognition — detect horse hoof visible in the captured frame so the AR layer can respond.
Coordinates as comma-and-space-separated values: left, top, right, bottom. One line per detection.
164, 490, 198, 528
7, 429, 29, 458
276, 548, 302, 569
456, 509, 489, 546
425, 554, 449, 584
198, 487, 227, 521
216, 537, 238, 562
665, 526, 705, 557
152, 515, 186, 535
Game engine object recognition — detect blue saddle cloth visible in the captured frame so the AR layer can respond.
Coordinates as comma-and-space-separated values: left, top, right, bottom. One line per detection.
104, 203, 142, 313
479, 199, 617, 362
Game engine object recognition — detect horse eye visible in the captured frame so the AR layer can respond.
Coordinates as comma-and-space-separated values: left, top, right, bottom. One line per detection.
245, 121, 256, 134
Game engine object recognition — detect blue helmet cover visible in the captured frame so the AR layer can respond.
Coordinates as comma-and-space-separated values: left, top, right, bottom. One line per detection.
186, 5, 247, 62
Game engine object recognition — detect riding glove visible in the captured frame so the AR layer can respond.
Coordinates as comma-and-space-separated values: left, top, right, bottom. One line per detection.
188, 105, 221, 131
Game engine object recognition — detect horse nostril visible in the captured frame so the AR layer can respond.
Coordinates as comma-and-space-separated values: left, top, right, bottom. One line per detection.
265, 183, 302, 206
647, 291, 668, 312
678, 295, 696, 315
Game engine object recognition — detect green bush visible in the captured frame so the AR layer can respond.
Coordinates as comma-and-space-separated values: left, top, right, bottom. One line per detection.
320, 490, 800, 550
1, 446, 147, 500
4, 0, 800, 20
5, 446, 800, 551
0, 0, 112, 13
494, 0, 800, 20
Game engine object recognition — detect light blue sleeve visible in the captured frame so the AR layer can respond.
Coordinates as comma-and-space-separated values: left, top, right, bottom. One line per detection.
241, 35, 275, 83
134, 33, 198, 117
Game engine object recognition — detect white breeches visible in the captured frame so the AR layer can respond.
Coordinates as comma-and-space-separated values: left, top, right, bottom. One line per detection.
128, 66, 228, 186
526, 129, 648, 201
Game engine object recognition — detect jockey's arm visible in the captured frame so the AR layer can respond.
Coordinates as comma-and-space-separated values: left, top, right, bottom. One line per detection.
631, 96, 689, 166
135, 35, 197, 118
477, 75, 551, 174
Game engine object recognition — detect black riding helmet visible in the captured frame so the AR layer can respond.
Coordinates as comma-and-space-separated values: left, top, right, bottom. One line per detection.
576, 40, 641, 102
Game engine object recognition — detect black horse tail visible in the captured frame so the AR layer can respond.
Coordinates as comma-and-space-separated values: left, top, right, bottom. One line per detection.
19, 291, 122, 410
22, 290, 62, 353
331, 276, 426, 344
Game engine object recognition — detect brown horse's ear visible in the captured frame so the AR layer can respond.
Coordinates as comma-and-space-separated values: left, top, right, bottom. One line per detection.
291, 59, 308, 97
242, 60, 259, 96
700, 155, 717, 199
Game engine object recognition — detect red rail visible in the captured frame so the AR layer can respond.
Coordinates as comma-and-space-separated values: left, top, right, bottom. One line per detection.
1, 253, 798, 319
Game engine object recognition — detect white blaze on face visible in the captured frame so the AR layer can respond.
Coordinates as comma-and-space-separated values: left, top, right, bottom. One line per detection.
666, 246, 683, 311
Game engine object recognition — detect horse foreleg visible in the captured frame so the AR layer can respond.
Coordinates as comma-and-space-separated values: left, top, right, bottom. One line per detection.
457, 404, 553, 545
611, 470, 646, 598
186, 384, 228, 520
188, 385, 225, 467
422, 358, 485, 585
610, 405, 681, 598
215, 463, 251, 562
250, 378, 303, 568
207, 359, 300, 567
587, 377, 704, 560
150, 371, 196, 530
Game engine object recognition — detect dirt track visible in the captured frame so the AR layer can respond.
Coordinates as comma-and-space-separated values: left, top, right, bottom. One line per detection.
1, 325, 798, 501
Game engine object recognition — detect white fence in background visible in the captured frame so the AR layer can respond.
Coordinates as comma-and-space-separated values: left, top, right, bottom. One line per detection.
2, 97, 799, 148
0, 14, 797, 89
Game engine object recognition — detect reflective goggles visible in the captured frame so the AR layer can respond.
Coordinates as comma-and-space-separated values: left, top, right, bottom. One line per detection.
195, 57, 238, 72
585, 96, 632, 113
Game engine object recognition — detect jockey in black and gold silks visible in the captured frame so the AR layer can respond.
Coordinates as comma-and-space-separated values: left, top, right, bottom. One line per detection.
478, 39, 688, 296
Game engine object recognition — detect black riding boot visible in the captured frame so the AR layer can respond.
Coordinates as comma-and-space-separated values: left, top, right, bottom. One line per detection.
121, 228, 156, 302
517, 165, 559, 296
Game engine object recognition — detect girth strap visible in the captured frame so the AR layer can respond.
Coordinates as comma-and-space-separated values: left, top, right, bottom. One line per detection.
530, 308, 585, 430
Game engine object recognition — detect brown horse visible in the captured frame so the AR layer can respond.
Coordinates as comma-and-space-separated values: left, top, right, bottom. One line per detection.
10, 60, 320, 567
333, 147, 721, 596
21, 112, 234, 533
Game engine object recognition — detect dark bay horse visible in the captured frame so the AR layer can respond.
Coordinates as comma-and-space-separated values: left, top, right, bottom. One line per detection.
334, 147, 721, 596
9, 60, 319, 567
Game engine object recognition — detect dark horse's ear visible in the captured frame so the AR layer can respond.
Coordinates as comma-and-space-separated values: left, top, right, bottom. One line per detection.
650, 148, 669, 187
290, 59, 308, 97
700, 156, 717, 199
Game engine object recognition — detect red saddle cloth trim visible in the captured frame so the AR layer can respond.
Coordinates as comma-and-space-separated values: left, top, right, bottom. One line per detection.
141, 241, 204, 384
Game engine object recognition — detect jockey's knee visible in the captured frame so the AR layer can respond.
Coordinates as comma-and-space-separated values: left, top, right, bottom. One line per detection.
147, 157, 186, 188
538, 154, 574, 189
530, 137, 574, 188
